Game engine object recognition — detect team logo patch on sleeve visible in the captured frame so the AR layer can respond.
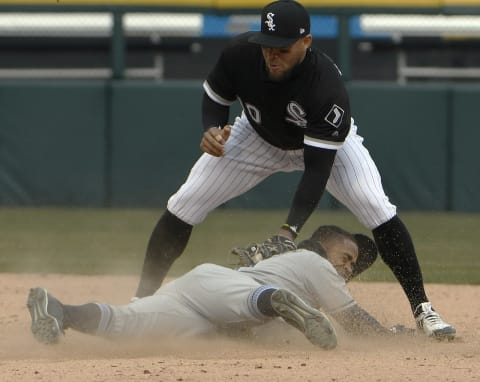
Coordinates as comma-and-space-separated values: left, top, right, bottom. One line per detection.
324, 104, 345, 128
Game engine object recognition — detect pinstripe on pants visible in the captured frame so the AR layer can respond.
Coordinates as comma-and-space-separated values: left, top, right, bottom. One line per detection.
168, 113, 396, 229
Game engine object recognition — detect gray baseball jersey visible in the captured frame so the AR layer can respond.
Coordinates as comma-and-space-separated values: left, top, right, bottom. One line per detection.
94, 250, 355, 339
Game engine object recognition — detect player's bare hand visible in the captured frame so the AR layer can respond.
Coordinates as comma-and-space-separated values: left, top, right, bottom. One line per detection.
200, 125, 231, 157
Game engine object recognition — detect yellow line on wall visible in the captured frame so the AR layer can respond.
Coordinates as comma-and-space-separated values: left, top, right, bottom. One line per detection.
216, 0, 442, 8
0, 0, 478, 8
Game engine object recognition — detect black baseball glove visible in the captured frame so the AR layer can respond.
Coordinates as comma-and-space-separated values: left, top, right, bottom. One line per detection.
231, 235, 297, 266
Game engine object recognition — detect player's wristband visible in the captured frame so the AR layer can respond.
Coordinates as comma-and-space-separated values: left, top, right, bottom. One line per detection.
281, 224, 298, 239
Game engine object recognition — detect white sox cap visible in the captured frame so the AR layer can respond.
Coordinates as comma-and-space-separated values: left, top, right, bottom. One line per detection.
248, 0, 311, 48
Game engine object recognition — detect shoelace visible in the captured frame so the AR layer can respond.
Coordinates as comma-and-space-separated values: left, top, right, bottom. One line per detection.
422, 311, 444, 326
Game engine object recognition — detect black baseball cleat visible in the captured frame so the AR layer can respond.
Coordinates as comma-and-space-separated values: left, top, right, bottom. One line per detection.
270, 288, 337, 350
27, 287, 65, 345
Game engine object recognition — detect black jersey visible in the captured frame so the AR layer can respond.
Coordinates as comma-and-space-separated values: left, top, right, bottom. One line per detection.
204, 32, 351, 150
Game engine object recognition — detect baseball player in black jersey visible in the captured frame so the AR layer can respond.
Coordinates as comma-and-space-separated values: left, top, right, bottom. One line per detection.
134, 0, 455, 340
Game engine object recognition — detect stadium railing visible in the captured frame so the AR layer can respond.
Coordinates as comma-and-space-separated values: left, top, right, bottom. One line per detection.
0, 1, 480, 81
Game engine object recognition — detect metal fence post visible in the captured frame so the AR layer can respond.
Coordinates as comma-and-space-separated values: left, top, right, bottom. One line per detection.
111, 10, 125, 79
337, 13, 352, 81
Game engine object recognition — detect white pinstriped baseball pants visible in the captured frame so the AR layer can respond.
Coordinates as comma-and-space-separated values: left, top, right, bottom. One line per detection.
168, 112, 396, 230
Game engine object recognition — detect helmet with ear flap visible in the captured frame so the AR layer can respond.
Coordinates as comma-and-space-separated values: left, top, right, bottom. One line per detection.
347, 233, 378, 281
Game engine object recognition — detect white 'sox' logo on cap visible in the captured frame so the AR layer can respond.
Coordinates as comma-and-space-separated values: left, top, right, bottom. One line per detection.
265, 12, 276, 31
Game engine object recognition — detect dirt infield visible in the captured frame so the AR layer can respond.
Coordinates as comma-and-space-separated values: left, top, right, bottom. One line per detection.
1, 273, 478, 382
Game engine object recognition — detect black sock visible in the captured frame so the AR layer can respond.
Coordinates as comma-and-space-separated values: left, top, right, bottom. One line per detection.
373, 215, 428, 313
63, 304, 101, 334
135, 210, 192, 298
256, 288, 277, 317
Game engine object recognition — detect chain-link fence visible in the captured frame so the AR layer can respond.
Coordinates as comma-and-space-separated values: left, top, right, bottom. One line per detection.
1, 7, 480, 81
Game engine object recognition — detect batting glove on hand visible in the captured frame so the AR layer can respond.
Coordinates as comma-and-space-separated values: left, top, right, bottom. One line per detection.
231, 235, 297, 267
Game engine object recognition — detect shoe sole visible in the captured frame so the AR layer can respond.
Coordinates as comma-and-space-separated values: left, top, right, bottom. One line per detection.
27, 287, 62, 345
432, 326, 456, 341
271, 289, 337, 350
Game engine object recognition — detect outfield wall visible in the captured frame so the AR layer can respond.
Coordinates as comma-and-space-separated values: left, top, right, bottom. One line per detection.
0, 80, 478, 211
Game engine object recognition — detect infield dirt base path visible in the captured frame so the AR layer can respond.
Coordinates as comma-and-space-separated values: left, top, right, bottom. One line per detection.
1, 274, 478, 382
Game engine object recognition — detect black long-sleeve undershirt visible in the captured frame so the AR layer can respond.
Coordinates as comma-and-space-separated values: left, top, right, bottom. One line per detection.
285, 145, 337, 233
202, 92, 229, 131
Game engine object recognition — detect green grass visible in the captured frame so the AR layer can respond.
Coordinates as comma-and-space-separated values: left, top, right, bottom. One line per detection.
1, 207, 479, 284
